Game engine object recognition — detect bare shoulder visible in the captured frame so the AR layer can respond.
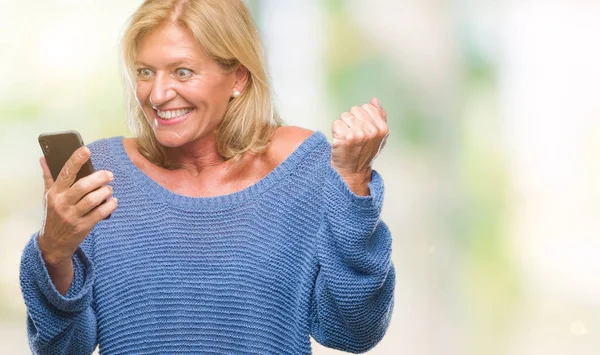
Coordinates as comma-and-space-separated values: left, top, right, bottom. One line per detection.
268, 126, 315, 165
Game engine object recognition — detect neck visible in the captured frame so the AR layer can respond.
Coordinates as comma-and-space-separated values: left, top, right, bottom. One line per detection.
164, 134, 229, 177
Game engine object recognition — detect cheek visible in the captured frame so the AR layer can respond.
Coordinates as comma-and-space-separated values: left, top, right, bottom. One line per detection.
181, 83, 221, 108
135, 82, 152, 102
188, 75, 233, 102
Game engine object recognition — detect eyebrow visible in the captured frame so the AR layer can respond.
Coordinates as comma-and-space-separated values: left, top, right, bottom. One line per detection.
134, 59, 197, 68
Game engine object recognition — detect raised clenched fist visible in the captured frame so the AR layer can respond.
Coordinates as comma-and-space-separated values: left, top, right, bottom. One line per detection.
330, 97, 389, 196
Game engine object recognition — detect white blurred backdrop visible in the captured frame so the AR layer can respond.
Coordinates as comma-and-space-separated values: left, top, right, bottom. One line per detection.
0, 1, 598, 354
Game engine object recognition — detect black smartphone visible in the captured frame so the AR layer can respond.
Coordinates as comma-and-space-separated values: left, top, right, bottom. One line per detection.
38, 130, 111, 219
38, 130, 95, 182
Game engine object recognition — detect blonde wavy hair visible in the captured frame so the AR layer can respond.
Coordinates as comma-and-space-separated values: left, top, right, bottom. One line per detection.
121, 0, 281, 168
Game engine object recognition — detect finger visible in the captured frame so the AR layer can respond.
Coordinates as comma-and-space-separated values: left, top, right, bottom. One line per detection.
350, 105, 380, 136
370, 97, 387, 122
332, 119, 352, 144
362, 104, 388, 132
76, 185, 113, 216
350, 107, 382, 142
39, 157, 54, 193
349, 106, 372, 122
82, 197, 118, 223
65, 170, 114, 204
54, 146, 91, 191
339, 112, 366, 139
339, 112, 362, 129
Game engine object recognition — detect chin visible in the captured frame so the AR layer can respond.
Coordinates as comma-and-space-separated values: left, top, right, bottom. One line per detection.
152, 130, 190, 148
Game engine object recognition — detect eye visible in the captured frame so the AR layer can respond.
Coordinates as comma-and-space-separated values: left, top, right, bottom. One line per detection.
175, 68, 193, 79
136, 68, 153, 79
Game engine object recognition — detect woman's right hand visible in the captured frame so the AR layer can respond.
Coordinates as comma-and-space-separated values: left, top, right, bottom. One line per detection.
38, 146, 117, 267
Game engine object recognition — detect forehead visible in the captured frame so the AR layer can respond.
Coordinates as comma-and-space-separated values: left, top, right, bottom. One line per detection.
136, 23, 207, 64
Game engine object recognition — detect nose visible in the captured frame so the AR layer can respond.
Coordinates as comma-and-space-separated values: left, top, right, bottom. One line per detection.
149, 72, 177, 107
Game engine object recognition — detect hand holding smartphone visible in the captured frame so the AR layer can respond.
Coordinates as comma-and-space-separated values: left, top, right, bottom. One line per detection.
38, 130, 113, 220
37, 130, 117, 269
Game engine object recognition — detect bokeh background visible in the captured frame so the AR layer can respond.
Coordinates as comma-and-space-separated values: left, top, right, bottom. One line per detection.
1, 0, 599, 354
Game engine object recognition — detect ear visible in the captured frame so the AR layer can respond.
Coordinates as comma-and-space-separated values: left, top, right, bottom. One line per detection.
233, 65, 249, 93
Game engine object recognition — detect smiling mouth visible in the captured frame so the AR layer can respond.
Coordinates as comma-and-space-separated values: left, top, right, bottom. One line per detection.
155, 108, 193, 120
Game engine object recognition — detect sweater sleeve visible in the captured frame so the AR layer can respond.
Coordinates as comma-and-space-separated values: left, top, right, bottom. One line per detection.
19, 231, 98, 354
309, 165, 395, 353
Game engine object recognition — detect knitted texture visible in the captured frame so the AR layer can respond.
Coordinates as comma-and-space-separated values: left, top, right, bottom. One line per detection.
20, 131, 395, 354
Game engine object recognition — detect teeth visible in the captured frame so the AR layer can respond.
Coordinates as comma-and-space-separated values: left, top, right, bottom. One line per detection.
157, 108, 192, 120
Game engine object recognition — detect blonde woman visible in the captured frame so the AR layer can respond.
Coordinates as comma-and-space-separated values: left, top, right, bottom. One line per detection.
20, 0, 395, 354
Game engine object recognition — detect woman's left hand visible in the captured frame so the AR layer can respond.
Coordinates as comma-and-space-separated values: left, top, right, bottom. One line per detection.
330, 97, 389, 196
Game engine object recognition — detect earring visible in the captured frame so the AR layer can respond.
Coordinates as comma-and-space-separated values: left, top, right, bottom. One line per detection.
233, 90, 241, 98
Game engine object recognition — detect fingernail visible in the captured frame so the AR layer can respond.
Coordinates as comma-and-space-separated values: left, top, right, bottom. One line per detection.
80, 147, 89, 157
108, 171, 114, 180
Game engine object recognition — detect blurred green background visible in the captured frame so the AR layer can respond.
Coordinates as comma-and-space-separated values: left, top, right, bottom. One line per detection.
1, 1, 599, 354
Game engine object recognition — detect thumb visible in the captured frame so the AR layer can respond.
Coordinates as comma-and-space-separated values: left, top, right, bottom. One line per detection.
40, 157, 54, 193
370, 97, 381, 109
370, 97, 387, 120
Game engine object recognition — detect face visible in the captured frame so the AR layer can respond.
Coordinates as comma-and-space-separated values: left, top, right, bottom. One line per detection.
134, 23, 244, 148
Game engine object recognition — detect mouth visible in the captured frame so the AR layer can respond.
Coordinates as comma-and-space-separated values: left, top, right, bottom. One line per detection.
152, 107, 194, 126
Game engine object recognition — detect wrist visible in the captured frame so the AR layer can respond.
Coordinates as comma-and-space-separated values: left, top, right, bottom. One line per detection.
336, 168, 372, 196
42, 254, 73, 270
38, 236, 72, 267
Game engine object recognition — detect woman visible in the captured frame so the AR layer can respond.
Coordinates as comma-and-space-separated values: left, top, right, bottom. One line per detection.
20, 0, 395, 354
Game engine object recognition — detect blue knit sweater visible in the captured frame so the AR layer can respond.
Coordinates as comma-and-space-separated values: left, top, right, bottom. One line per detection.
20, 131, 395, 354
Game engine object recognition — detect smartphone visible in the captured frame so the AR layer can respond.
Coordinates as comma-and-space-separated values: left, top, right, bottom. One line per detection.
38, 130, 111, 219
38, 130, 95, 182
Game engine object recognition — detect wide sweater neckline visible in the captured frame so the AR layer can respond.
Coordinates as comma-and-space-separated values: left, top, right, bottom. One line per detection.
107, 131, 328, 211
